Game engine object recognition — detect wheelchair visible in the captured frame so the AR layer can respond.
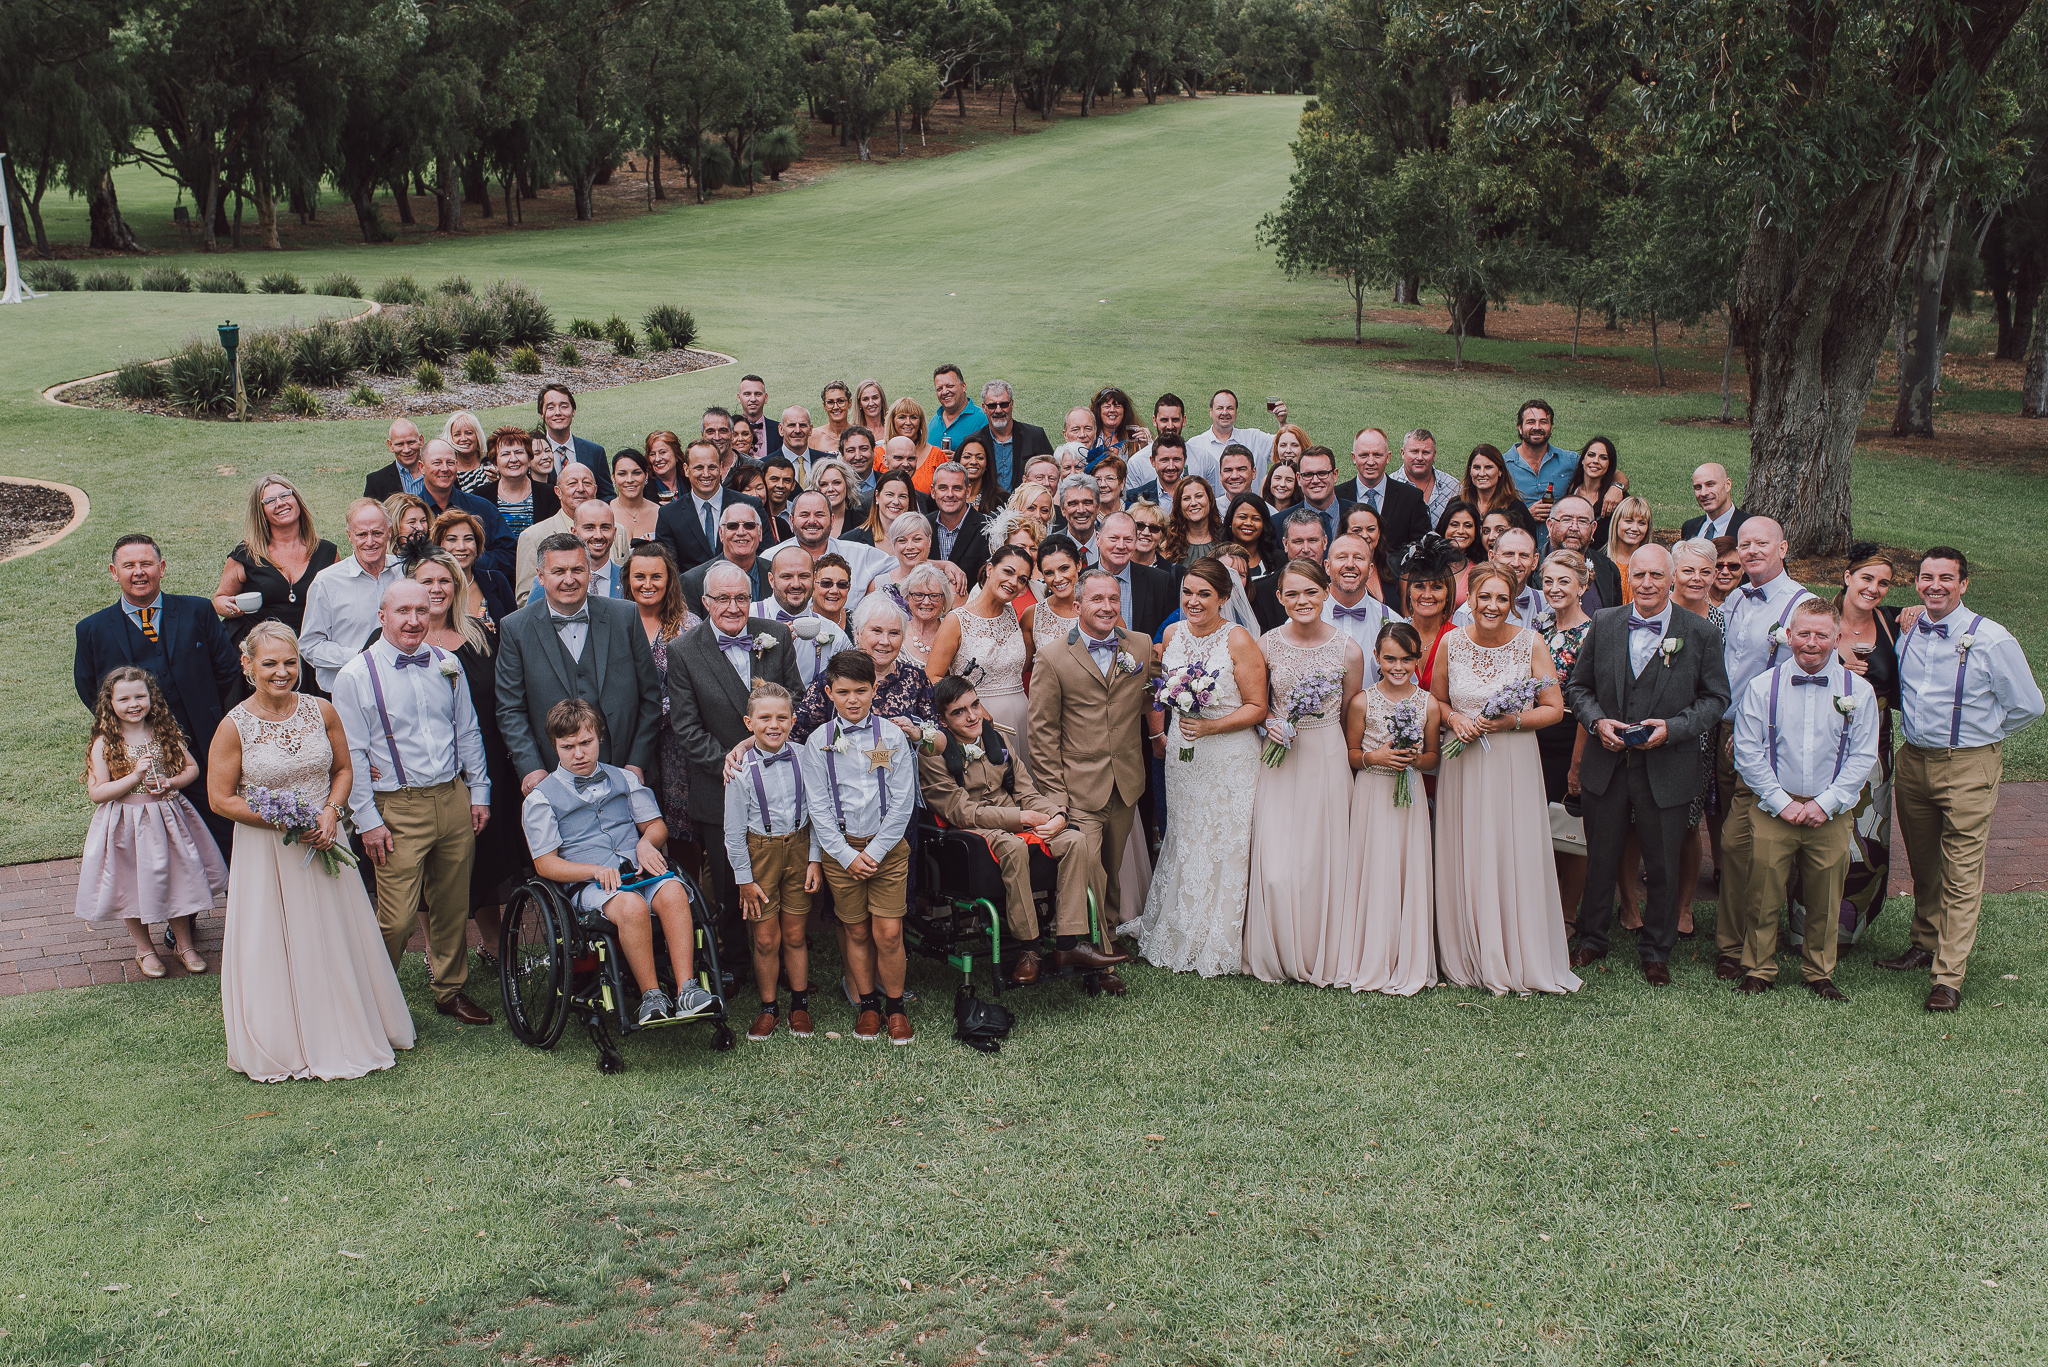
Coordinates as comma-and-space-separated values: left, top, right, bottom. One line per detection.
497, 868, 735, 1073
905, 811, 1110, 998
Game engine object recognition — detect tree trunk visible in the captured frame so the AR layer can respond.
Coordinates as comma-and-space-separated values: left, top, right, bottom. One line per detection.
1892, 197, 1958, 437
254, 173, 279, 249
86, 172, 140, 252
434, 155, 461, 233
351, 185, 386, 244
231, 186, 244, 249
503, 176, 514, 222
896, 109, 905, 157
199, 172, 221, 252
1447, 290, 1486, 339
1720, 307, 1736, 422
571, 166, 595, 220
2022, 297, 2048, 417
2011, 270, 2044, 366
957, 81, 967, 118
464, 158, 491, 213
1649, 306, 1664, 386
1571, 301, 1582, 358
5, 162, 45, 258
1733, 149, 1945, 557
389, 175, 414, 225
651, 145, 665, 201
1353, 277, 1366, 342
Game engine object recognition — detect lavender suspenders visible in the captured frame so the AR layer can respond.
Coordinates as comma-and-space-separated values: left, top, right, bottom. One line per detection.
1767, 663, 1855, 790
746, 749, 804, 836
363, 645, 448, 789
1900, 613, 1985, 747
822, 715, 887, 828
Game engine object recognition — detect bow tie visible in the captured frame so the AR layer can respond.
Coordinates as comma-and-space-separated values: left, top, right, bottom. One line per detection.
1917, 619, 1949, 638
1739, 584, 1769, 601
716, 632, 756, 651
572, 772, 608, 791
393, 651, 433, 668
550, 609, 589, 626
1332, 603, 1378, 622
774, 609, 797, 622
759, 748, 795, 767
1083, 636, 1120, 656
1627, 616, 1662, 633
1791, 673, 1830, 686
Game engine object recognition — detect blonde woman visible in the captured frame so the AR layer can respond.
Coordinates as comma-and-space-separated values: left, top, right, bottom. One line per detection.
215, 474, 337, 646
887, 397, 928, 449
1126, 499, 1168, 568
1604, 495, 1654, 606
855, 378, 889, 435
383, 493, 433, 553
814, 380, 854, 454
442, 411, 492, 490
1006, 478, 1054, 531
810, 456, 859, 539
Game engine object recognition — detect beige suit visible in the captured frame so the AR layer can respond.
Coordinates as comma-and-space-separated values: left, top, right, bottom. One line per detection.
1028, 627, 1162, 929
918, 732, 1092, 940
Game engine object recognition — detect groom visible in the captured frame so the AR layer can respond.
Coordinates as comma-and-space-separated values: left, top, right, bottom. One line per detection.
1563, 545, 1729, 985
1028, 568, 1162, 993
331, 580, 495, 1023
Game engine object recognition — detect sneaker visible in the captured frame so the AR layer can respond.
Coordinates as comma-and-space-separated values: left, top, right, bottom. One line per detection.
636, 987, 673, 1025
853, 1008, 883, 1041
887, 1012, 914, 1046
787, 1007, 815, 1038
748, 1009, 778, 1042
674, 984, 718, 1018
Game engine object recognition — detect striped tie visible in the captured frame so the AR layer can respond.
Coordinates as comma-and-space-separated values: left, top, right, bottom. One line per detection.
138, 607, 159, 642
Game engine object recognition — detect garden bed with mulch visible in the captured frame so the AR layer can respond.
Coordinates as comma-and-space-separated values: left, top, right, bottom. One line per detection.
0, 482, 80, 559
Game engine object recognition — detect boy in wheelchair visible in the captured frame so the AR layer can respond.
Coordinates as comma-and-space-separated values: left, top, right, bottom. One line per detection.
522, 699, 717, 1026
917, 676, 1129, 985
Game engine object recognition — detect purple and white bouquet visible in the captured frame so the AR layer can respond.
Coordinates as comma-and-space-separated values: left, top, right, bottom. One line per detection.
1440, 677, 1544, 759
1385, 695, 1427, 806
246, 785, 357, 875
1262, 670, 1343, 767
1153, 659, 1222, 762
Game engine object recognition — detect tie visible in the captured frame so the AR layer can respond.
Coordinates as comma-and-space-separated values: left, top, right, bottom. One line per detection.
1366, 488, 1380, 512
572, 772, 608, 792
1332, 603, 1377, 622
1917, 619, 1949, 638
137, 607, 158, 642
1627, 616, 1661, 633
774, 609, 796, 623
759, 748, 795, 767
551, 609, 589, 627
393, 651, 432, 669
716, 632, 755, 651
1740, 584, 1768, 601
1791, 674, 1829, 686
701, 500, 715, 544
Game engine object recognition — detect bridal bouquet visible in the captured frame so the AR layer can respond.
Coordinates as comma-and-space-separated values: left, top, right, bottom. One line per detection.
1385, 695, 1427, 807
247, 785, 357, 875
1440, 677, 1544, 760
1261, 671, 1342, 768
1153, 659, 1222, 762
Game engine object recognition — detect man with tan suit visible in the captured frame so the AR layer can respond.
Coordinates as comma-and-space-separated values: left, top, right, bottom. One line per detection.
920, 675, 1121, 985
1029, 568, 1164, 996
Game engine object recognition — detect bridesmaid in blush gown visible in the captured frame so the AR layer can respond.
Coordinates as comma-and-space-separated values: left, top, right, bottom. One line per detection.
208, 623, 415, 1082
1243, 561, 1362, 985
1430, 564, 1582, 997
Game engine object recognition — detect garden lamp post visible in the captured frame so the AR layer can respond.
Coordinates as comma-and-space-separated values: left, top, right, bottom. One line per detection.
218, 320, 245, 421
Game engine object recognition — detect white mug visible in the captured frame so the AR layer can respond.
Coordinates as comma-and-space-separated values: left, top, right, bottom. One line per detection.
234, 591, 264, 614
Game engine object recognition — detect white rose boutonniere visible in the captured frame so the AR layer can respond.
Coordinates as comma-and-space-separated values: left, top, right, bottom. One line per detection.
751, 631, 777, 654
437, 655, 463, 680
1659, 637, 1683, 667
1535, 609, 1558, 634
1957, 631, 1977, 659
826, 730, 854, 756
1767, 622, 1790, 648
1115, 651, 1140, 675
1833, 694, 1858, 717
917, 722, 941, 753
962, 742, 985, 761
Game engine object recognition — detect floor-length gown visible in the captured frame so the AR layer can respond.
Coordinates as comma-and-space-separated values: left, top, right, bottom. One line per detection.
1331, 687, 1436, 994
1243, 628, 1353, 984
1433, 629, 1581, 996
1138, 621, 1261, 976
1033, 600, 1152, 923
221, 696, 416, 1081
953, 604, 1032, 779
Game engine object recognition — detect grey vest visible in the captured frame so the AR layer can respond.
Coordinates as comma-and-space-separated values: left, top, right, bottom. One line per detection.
536, 765, 639, 866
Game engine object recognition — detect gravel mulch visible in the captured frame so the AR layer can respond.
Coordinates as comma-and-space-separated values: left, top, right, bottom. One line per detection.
0, 483, 79, 559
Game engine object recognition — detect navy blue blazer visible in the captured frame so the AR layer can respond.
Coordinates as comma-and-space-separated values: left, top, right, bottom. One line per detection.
653, 488, 767, 574
74, 594, 239, 752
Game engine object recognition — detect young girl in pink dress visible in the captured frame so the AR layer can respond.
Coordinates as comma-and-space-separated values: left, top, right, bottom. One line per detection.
76, 667, 227, 977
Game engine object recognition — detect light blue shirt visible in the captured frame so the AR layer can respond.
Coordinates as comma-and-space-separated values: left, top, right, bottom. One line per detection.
1732, 661, 1881, 816
332, 639, 490, 832
1720, 571, 1815, 719
1897, 606, 2044, 750
120, 593, 165, 635
398, 462, 426, 497
1351, 476, 1390, 512
796, 712, 917, 869
1503, 443, 1579, 505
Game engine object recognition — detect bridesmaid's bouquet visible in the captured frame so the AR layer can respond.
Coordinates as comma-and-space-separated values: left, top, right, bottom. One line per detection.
1385, 696, 1427, 807
1440, 677, 1544, 760
1261, 671, 1343, 768
247, 786, 358, 876
1153, 660, 1222, 762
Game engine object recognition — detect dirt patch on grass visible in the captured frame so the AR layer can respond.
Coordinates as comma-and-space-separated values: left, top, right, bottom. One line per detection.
1854, 419, 2048, 475
0, 481, 82, 560
1375, 358, 1516, 375
1301, 337, 1408, 349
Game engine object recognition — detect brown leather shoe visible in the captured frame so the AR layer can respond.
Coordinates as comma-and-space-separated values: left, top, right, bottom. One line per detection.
1010, 950, 1042, 984
1641, 961, 1672, 987
1092, 970, 1127, 997
1735, 974, 1772, 995
854, 1008, 883, 1040
747, 1009, 778, 1042
1714, 955, 1744, 981
1569, 945, 1607, 969
787, 1007, 815, 1038
887, 1011, 914, 1045
1806, 979, 1848, 1002
1925, 984, 1961, 1012
1878, 946, 1936, 972
435, 993, 492, 1025
1053, 942, 1131, 971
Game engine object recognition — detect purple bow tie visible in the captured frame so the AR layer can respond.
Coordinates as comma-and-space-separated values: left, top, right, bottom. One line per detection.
1083, 635, 1119, 656
774, 609, 797, 622
759, 747, 795, 766
1791, 673, 1829, 686
1627, 616, 1661, 633
716, 633, 755, 651
393, 651, 432, 668
1739, 584, 1769, 601
1332, 603, 1378, 622
1917, 619, 1949, 638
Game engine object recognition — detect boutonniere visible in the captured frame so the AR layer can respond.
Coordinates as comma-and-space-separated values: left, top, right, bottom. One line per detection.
1833, 694, 1858, 717
1535, 609, 1557, 634
825, 730, 855, 755
437, 655, 462, 680
962, 742, 985, 761
917, 722, 941, 753
1957, 631, 1977, 659
1115, 651, 1141, 675
1659, 637, 1683, 667
751, 631, 776, 654
1767, 623, 1790, 648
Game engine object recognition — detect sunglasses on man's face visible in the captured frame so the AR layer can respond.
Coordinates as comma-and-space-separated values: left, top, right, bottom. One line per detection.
723, 521, 759, 532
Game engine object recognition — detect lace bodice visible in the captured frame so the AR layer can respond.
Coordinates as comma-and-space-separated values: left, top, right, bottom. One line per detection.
952, 605, 1027, 697
1443, 627, 1534, 717
1359, 685, 1426, 776
1161, 620, 1243, 718
231, 695, 333, 806
1261, 627, 1349, 732
1031, 600, 1078, 652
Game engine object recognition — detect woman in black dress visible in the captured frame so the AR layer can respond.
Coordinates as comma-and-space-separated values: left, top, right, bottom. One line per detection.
212, 473, 338, 647
1534, 548, 1594, 924
624, 544, 702, 862
1828, 544, 1903, 948
432, 509, 516, 624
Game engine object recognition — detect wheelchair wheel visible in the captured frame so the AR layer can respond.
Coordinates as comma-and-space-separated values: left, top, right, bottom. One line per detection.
500, 883, 568, 1048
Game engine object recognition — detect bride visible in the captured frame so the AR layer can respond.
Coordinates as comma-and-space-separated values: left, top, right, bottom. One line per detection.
1136, 556, 1269, 976
208, 621, 415, 1081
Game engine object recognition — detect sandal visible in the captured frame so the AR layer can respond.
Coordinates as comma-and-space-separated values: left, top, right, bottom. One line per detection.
136, 952, 167, 979
178, 948, 208, 974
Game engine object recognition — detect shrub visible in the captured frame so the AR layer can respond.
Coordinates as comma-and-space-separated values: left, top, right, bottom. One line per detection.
508, 345, 542, 375
436, 275, 472, 296
414, 360, 445, 391
697, 140, 735, 193
402, 299, 459, 362
609, 326, 638, 358
81, 268, 132, 291
313, 272, 362, 299
643, 304, 696, 350
567, 317, 603, 341
25, 263, 79, 292
756, 125, 804, 181
275, 383, 324, 417
112, 361, 168, 401
488, 280, 554, 348
373, 275, 425, 305
452, 293, 509, 354
463, 349, 500, 384
257, 271, 304, 295
288, 320, 354, 388
350, 311, 410, 374
238, 329, 292, 400
644, 327, 670, 352
556, 342, 581, 366
347, 382, 382, 406
194, 266, 247, 294
140, 266, 191, 292
167, 340, 233, 413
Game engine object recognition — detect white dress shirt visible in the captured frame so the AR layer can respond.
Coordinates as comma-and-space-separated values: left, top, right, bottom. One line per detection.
1897, 605, 2045, 750
723, 744, 822, 883
331, 638, 490, 832
1695, 506, 1736, 540
520, 764, 661, 861
1623, 601, 1674, 676
299, 556, 406, 690
796, 711, 917, 867
1720, 571, 1816, 719
1185, 426, 1275, 483
1323, 593, 1404, 685
753, 599, 848, 685
762, 536, 893, 616
548, 600, 591, 659
1732, 661, 1881, 816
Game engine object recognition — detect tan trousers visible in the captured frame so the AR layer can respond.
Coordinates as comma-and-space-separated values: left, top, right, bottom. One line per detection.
1714, 720, 1743, 958
1724, 785, 1851, 983
975, 826, 1094, 940
372, 779, 476, 1004
1068, 795, 1137, 945
1895, 742, 2003, 989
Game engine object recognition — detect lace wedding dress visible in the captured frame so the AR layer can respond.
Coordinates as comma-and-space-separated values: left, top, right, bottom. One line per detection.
952, 605, 1031, 776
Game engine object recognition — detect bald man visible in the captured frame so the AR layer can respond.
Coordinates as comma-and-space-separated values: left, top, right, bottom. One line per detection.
365, 418, 426, 499
1681, 463, 1749, 541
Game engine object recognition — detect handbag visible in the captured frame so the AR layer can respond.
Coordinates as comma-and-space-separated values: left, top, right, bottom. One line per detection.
1549, 800, 1587, 856
953, 982, 1014, 1053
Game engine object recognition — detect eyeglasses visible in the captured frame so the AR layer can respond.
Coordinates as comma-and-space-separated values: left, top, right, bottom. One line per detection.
705, 593, 752, 607
1300, 469, 1334, 481
722, 521, 759, 532
906, 591, 944, 603
260, 492, 296, 508
815, 578, 850, 591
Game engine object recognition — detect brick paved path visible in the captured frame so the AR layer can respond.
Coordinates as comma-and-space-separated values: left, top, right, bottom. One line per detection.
6, 785, 2045, 997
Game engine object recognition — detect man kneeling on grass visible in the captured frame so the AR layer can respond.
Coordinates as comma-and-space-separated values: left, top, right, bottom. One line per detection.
796, 649, 918, 1044
523, 698, 717, 1025
723, 682, 822, 1042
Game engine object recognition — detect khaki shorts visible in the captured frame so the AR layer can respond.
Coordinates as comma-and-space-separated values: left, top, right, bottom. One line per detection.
823, 835, 910, 924
742, 828, 814, 921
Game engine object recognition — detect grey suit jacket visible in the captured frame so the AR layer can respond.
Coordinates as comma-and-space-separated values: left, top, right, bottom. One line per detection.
667, 617, 804, 824
495, 594, 662, 778
1563, 603, 1729, 809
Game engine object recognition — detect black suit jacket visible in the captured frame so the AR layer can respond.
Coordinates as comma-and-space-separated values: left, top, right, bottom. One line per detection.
494, 594, 662, 777
1563, 604, 1730, 811
935, 508, 990, 587
1337, 480, 1431, 558
1681, 506, 1750, 542
679, 557, 772, 620
74, 595, 239, 748
653, 489, 767, 574
1245, 572, 1287, 632
990, 422, 1055, 489
667, 618, 804, 824
1582, 549, 1624, 613
364, 463, 412, 501
1126, 562, 1177, 637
